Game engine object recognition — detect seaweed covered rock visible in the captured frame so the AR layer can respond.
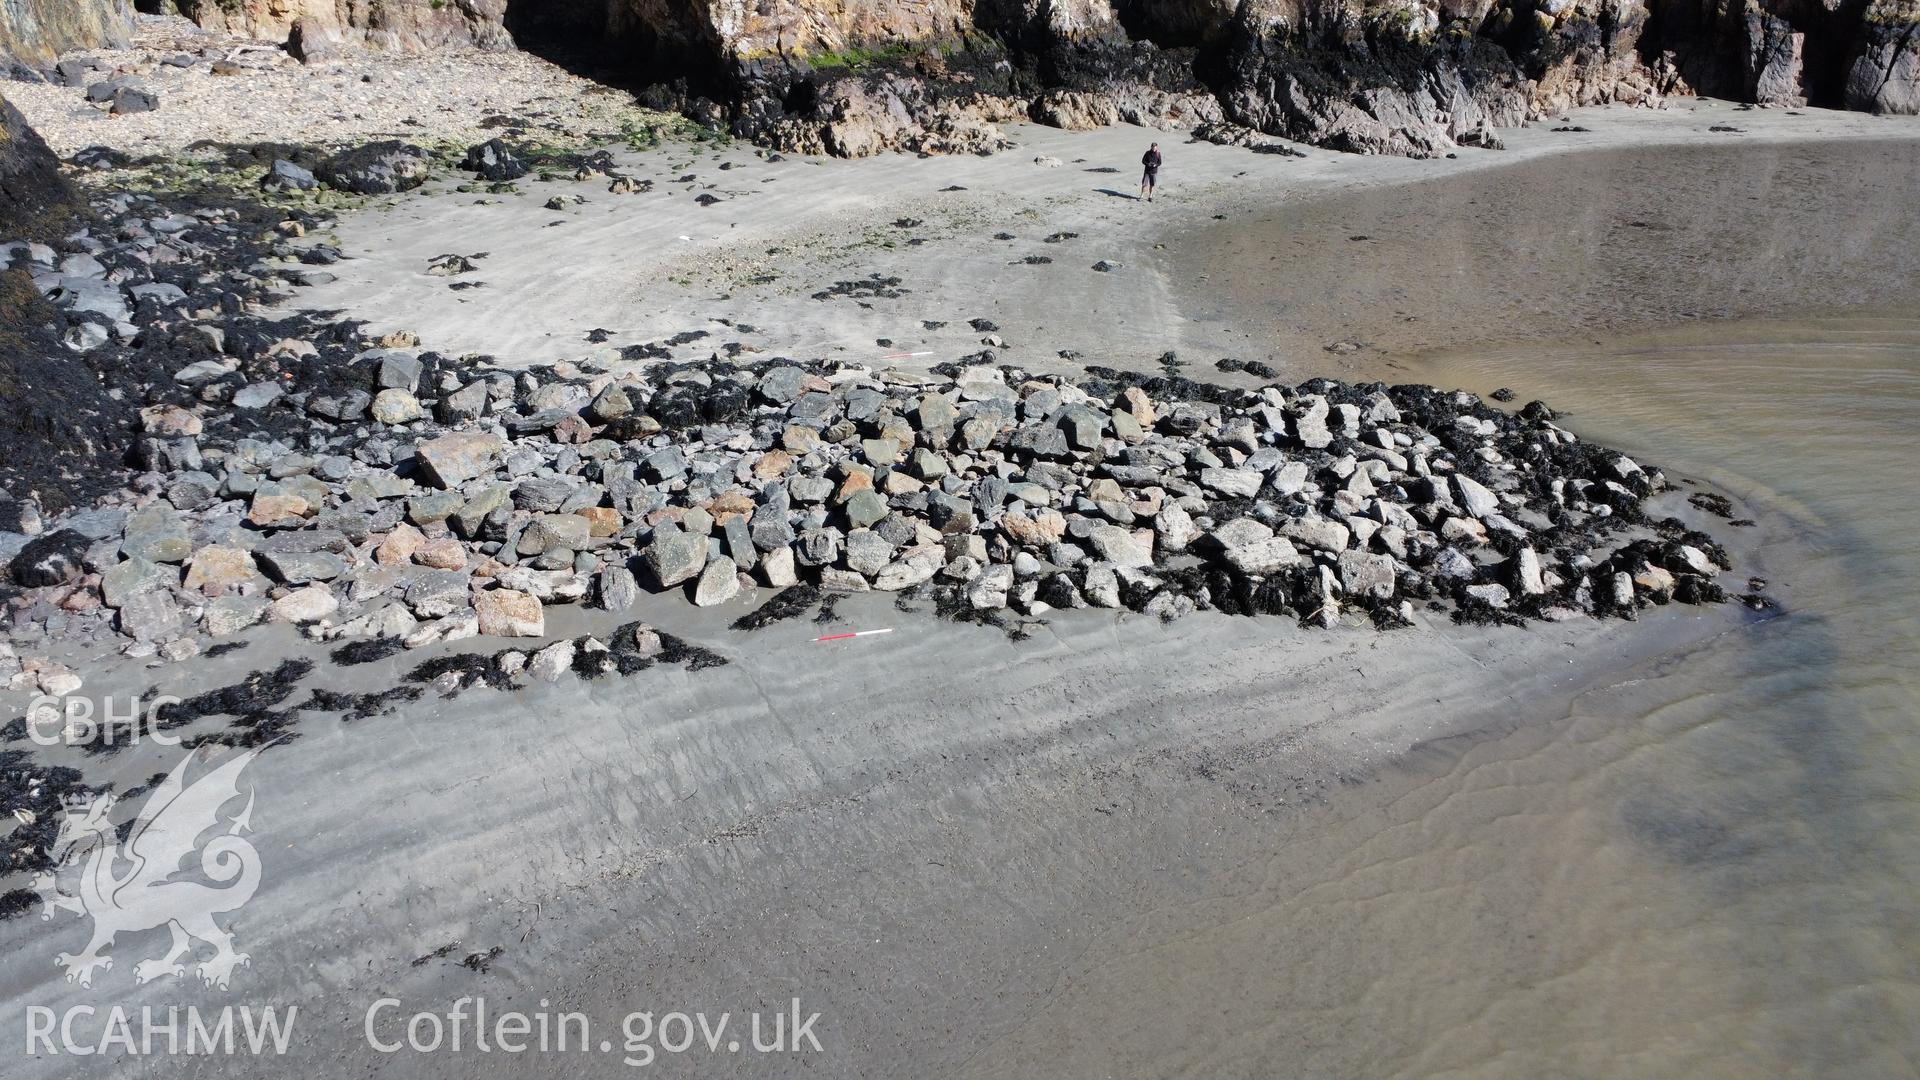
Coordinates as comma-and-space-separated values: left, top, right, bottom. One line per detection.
0, 93, 78, 241
318, 141, 432, 195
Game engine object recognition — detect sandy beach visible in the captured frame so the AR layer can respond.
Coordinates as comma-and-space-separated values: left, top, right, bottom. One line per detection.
293, 98, 1920, 376
4, 47, 1919, 1076
1, 494, 1758, 1078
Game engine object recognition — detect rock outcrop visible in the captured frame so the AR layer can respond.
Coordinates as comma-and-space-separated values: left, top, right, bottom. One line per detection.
158, 0, 1920, 154
174, 0, 512, 56
0, 93, 75, 240
1, 93, 105, 517
0, 0, 133, 67
1844, 0, 1920, 114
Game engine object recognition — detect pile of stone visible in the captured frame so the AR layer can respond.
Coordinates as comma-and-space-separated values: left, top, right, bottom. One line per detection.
0, 172, 1736, 700
2, 341, 1734, 677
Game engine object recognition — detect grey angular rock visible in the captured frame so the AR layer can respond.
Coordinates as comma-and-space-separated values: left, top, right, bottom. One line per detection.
1293, 396, 1332, 449
306, 388, 370, 421
967, 564, 1014, 609
845, 489, 888, 528
451, 485, 511, 538
843, 529, 894, 576
320, 140, 432, 195
1511, 546, 1547, 595
819, 568, 870, 593
1338, 551, 1397, 598
1454, 474, 1500, 519
1278, 514, 1351, 554
1269, 461, 1310, 497
757, 366, 809, 403
438, 381, 489, 424
916, 392, 958, 432
1224, 536, 1304, 575
529, 639, 576, 683
596, 566, 639, 611
271, 584, 339, 624
874, 546, 942, 591
373, 350, 422, 391
121, 507, 191, 564
1466, 583, 1511, 609
405, 570, 472, 618
257, 550, 346, 585
693, 556, 741, 606
1083, 565, 1121, 607
722, 515, 758, 571
645, 528, 707, 588
760, 546, 797, 587
1200, 467, 1264, 498
586, 383, 632, 424
643, 448, 688, 483
518, 514, 590, 556
1087, 524, 1152, 568
204, 595, 267, 636
117, 590, 183, 642
416, 431, 503, 489
261, 160, 318, 193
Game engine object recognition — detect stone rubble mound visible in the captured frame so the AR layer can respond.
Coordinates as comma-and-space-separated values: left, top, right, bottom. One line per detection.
0, 171, 1736, 701
3, 341, 1735, 683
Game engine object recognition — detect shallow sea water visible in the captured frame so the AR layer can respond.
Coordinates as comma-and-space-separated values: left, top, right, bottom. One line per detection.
966, 316, 1920, 1078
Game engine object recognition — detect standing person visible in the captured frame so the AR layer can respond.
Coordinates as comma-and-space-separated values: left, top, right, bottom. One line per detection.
1140, 142, 1162, 202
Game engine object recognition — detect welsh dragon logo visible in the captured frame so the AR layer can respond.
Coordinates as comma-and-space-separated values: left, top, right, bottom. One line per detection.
33, 747, 265, 990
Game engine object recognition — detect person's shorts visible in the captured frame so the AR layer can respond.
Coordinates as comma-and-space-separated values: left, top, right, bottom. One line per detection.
1142, 168, 1159, 183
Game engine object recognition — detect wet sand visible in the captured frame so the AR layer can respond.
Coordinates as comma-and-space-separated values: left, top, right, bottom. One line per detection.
2, 552, 1753, 1078
5, 106, 1919, 1078
1175, 139, 1920, 377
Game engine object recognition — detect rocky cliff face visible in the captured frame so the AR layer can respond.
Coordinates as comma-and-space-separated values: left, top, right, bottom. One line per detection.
136, 0, 1920, 155
0, 0, 133, 66
1844, 0, 1920, 113
173, 0, 512, 55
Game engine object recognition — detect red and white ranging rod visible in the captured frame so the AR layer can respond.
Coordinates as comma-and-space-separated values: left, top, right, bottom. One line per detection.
811, 628, 895, 642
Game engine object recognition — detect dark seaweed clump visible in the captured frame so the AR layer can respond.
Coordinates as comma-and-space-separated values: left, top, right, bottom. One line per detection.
408, 650, 519, 695
0, 748, 97, 878
731, 583, 825, 630
1688, 492, 1735, 518
303, 684, 425, 722
153, 658, 317, 749
460, 946, 505, 973
332, 637, 409, 666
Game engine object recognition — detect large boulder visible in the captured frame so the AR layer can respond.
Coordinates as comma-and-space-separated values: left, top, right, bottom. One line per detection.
463, 138, 529, 182
9, 529, 88, 587
319, 141, 433, 195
